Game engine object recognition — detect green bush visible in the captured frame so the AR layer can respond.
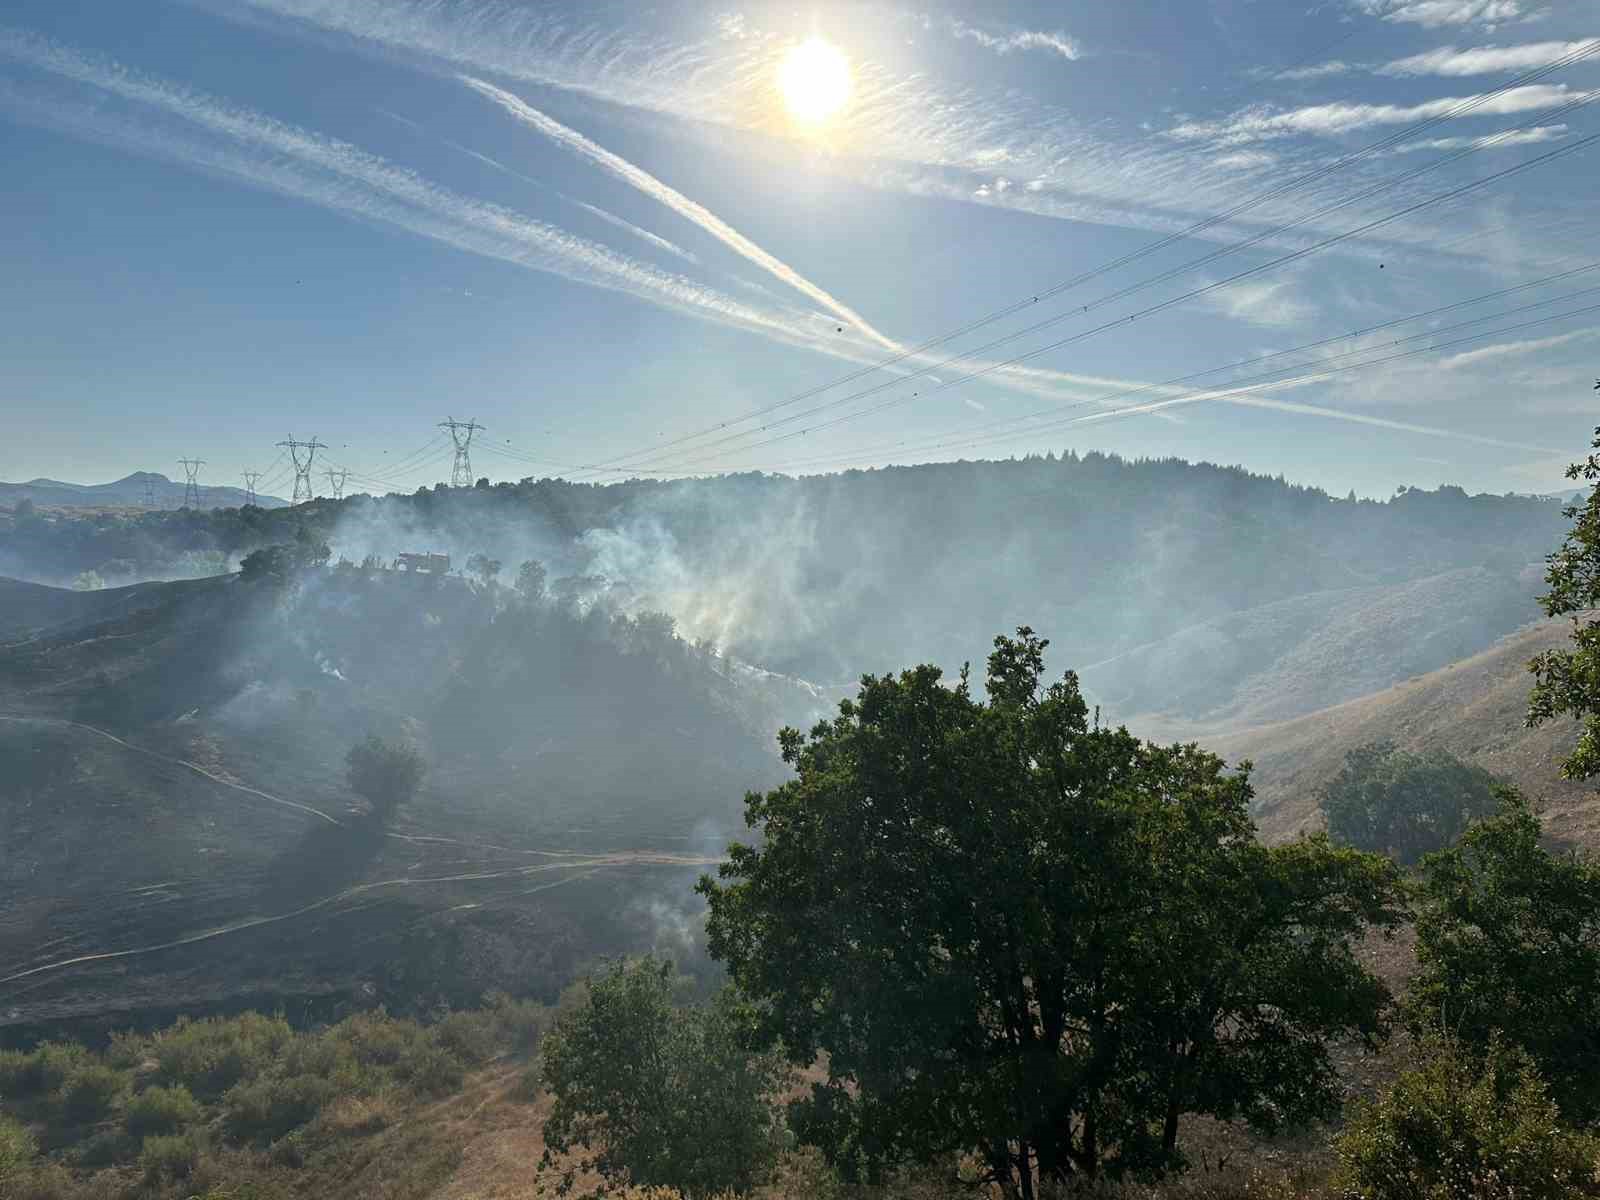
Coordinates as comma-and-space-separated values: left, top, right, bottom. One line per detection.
331, 1009, 421, 1068
395, 1042, 465, 1099
0, 1113, 37, 1180
484, 992, 548, 1057
124, 1083, 202, 1139
1321, 741, 1502, 865
0, 1044, 90, 1097
151, 1012, 293, 1098
140, 1131, 200, 1184
433, 1009, 500, 1066
1335, 1033, 1600, 1199
58, 1065, 127, 1124
222, 1074, 336, 1144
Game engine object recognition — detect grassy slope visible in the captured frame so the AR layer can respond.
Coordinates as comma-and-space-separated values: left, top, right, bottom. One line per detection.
1168, 618, 1600, 849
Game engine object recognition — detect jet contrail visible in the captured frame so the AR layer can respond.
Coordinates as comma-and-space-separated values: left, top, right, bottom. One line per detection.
462, 75, 902, 351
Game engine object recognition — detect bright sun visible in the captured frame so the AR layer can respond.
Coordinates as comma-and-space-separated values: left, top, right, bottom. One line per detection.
778, 37, 851, 124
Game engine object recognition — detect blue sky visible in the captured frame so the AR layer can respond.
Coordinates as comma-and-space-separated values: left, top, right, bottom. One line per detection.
1, 0, 1596, 500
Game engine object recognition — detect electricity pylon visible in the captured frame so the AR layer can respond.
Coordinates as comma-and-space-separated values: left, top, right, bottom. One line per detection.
439, 417, 484, 488
242, 471, 263, 507
276, 436, 327, 504
178, 458, 205, 509
143, 477, 157, 508
323, 467, 349, 501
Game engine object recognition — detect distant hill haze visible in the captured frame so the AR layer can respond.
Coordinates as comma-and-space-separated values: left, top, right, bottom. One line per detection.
0, 471, 286, 510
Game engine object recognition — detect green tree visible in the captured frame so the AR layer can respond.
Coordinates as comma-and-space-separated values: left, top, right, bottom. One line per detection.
345, 735, 426, 819
1529, 403, 1600, 778
1321, 741, 1503, 865
699, 629, 1403, 1193
466, 553, 503, 587
1336, 1031, 1600, 1199
515, 559, 547, 601
539, 957, 789, 1198
1409, 792, 1600, 1124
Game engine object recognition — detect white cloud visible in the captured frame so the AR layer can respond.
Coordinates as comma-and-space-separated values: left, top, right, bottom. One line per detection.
949, 21, 1082, 61
1213, 150, 1277, 169
1382, 39, 1599, 75
1169, 82, 1586, 142
1196, 275, 1317, 329
1389, 122, 1567, 152
1355, 0, 1539, 29
1276, 60, 1356, 80
1436, 327, 1597, 367
461, 77, 900, 351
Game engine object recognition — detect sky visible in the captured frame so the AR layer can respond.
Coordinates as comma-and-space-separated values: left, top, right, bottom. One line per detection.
1, 0, 1597, 501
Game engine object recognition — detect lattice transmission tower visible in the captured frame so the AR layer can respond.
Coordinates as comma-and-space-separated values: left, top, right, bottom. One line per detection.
242, 471, 263, 507
276, 436, 327, 504
323, 468, 349, 501
143, 477, 158, 508
439, 417, 484, 488
178, 458, 206, 509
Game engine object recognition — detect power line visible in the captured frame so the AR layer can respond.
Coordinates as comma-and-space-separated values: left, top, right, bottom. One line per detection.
627, 130, 1600, 475
699, 261, 1600, 473
682, 295, 1600, 476
565, 38, 1600, 477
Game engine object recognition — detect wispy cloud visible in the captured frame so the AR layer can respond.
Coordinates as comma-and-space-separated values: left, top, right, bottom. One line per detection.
460, 76, 900, 350
1195, 275, 1317, 328
1169, 82, 1585, 142
948, 20, 1082, 61
1354, 0, 1540, 29
1390, 122, 1567, 152
1381, 39, 1598, 75
0, 27, 853, 357
1436, 327, 1597, 367
1282, 37, 1596, 79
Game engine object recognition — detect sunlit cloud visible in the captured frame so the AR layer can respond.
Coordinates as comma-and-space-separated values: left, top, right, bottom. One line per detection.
1436, 327, 1597, 367
1381, 40, 1598, 75
1169, 83, 1586, 142
1389, 122, 1567, 153
1353, 0, 1541, 29
948, 20, 1082, 61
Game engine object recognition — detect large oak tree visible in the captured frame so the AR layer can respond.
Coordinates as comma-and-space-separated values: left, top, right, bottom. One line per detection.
700, 629, 1403, 1195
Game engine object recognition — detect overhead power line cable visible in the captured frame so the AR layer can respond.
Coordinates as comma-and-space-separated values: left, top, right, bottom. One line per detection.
612, 130, 1600, 474
565, 37, 1600, 476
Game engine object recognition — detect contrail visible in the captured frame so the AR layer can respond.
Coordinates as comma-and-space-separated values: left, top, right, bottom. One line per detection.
462, 76, 901, 351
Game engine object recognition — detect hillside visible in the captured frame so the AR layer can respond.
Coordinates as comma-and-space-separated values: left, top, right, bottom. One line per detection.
1183, 618, 1599, 849
0, 571, 823, 1034
0, 472, 285, 512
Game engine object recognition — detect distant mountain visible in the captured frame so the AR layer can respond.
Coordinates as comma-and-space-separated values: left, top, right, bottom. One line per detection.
0, 471, 285, 510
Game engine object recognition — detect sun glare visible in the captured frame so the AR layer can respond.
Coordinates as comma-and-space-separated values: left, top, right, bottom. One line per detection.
778, 37, 851, 125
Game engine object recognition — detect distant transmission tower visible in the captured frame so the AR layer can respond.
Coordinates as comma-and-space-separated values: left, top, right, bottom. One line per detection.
143, 476, 157, 508
276, 436, 327, 504
439, 417, 484, 488
178, 458, 206, 509
323, 467, 349, 501
242, 471, 263, 507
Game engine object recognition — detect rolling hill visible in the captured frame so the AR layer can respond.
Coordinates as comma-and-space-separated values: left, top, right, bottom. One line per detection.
1, 471, 285, 511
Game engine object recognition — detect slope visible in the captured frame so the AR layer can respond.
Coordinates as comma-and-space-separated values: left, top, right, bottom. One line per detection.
1183, 619, 1600, 849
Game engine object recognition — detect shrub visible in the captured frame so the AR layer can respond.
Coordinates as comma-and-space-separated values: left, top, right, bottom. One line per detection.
1335, 1033, 1600, 1199
396, 1042, 465, 1099
125, 1083, 202, 1139
433, 1009, 500, 1067
58, 1065, 127, 1124
151, 1012, 293, 1098
222, 1074, 336, 1144
140, 1131, 201, 1184
331, 1009, 421, 1068
345, 735, 426, 817
541, 958, 790, 1199
0, 1044, 89, 1097
485, 992, 548, 1057
0, 1114, 37, 1181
